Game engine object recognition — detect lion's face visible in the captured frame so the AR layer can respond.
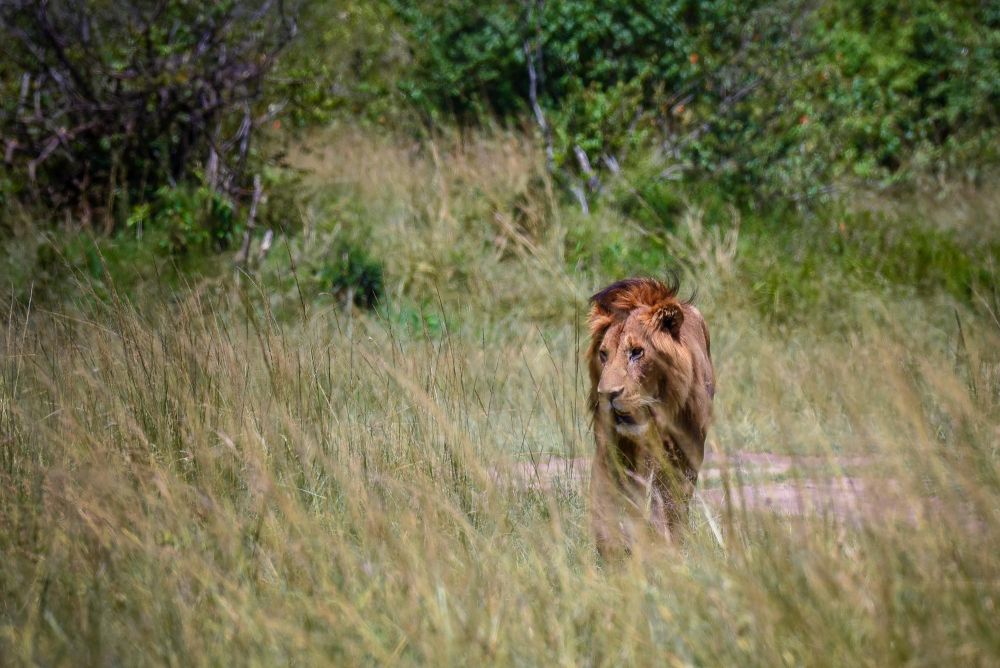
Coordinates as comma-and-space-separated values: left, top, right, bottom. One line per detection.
588, 280, 695, 441
595, 309, 658, 436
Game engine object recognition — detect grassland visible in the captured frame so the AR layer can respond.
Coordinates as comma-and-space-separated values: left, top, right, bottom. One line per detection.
2, 127, 999, 665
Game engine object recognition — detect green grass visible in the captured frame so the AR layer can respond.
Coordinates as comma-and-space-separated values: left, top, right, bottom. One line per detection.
2, 127, 999, 665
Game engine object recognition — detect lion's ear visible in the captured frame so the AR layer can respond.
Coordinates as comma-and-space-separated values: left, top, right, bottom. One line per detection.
654, 302, 684, 338
588, 302, 613, 332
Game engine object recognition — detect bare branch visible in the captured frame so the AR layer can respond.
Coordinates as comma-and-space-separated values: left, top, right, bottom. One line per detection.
234, 173, 263, 267
523, 39, 554, 172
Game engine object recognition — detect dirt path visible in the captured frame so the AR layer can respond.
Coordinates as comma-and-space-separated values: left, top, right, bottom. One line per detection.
494, 451, 913, 523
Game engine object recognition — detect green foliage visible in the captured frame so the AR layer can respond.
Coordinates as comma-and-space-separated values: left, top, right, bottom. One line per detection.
390, 0, 1000, 198
24, 232, 198, 306
277, 1, 406, 126
779, 0, 1000, 185
386, 302, 449, 338
6, 0, 998, 284
391, 1, 523, 118
565, 214, 674, 280
127, 184, 239, 256
314, 240, 386, 309
392, 0, 779, 169
737, 205, 1000, 324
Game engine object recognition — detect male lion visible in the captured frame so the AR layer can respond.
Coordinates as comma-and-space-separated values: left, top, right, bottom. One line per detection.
587, 277, 714, 557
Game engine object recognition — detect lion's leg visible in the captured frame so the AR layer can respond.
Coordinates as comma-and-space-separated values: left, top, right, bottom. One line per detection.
649, 459, 698, 545
668, 471, 699, 541
591, 455, 632, 560
631, 452, 675, 546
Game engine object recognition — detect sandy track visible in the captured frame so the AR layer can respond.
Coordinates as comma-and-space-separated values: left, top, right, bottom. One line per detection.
492, 452, 917, 523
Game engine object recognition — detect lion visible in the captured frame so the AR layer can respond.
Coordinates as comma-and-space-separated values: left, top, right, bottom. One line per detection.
587, 276, 715, 557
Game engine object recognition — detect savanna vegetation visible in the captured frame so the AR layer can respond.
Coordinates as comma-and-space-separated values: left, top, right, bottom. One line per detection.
2, 1, 999, 665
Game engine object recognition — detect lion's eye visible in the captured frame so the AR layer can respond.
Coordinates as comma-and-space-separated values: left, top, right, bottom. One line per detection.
629, 347, 644, 362
598, 350, 608, 364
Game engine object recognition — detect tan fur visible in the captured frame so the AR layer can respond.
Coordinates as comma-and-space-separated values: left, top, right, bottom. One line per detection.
587, 278, 715, 558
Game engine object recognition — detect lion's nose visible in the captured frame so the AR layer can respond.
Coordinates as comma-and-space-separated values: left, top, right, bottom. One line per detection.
600, 387, 623, 403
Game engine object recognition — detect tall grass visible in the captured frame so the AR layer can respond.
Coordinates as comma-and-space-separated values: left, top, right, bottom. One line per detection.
2, 128, 999, 665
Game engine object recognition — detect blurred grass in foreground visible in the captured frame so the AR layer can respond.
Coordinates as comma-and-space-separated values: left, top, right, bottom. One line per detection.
2, 128, 999, 665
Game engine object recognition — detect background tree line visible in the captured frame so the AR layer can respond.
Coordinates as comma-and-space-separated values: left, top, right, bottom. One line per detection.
1, 0, 997, 266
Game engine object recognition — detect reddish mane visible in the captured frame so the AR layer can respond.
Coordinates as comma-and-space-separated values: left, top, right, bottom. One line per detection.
589, 276, 681, 316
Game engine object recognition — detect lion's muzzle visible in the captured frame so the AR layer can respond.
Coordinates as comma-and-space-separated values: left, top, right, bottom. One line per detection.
612, 407, 634, 426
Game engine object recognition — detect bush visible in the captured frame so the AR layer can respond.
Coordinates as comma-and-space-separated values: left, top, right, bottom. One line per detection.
316, 240, 385, 309
392, 0, 786, 169
275, 1, 408, 126
739, 205, 1000, 324
809, 0, 1000, 179
0, 0, 300, 230
126, 183, 238, 256
390, 0, 1000, 200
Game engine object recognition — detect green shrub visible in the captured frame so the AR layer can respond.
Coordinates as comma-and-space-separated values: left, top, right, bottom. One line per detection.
315, 240, 386, 309
0, 0, 300, 230
276, 1, 407, 126
127, 185, 238, 256
738, 205, 1000, 324
778, 0, 1000, 185
392, 0, 783, 170
390, 1, 1000, 199
26, 232, 193, 306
